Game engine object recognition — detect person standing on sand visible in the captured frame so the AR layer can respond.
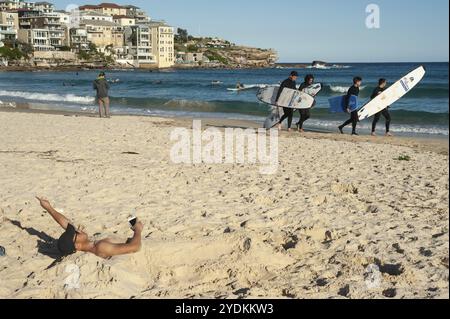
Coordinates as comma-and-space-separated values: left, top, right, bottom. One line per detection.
276, 71, 299, 132
339, 76, 363, 136
296, 74, 315, 132
35, 197, 143, 259
93, 72, 111, 118
371, 78, 393, 137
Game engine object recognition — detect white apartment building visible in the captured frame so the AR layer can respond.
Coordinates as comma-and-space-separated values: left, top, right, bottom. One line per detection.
125, 24, 155, 67
0, 23, 16, 44
18, 28, 53, 51
54, 10, 70, 26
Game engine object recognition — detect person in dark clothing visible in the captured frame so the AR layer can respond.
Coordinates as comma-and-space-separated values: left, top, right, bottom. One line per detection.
93, 72, 111, 118
276, 71, 299, 132
296, 74, 315, 132
371, 78, 392, 137
338, 77, 363, 135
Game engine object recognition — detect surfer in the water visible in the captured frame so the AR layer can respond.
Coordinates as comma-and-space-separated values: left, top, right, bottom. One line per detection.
296, 74, 315, 132
371, 78, 393, 137
276, 71, 299, 132
338, 76, 363, 135
35, 197, 143, 259
236, 82, 245, 90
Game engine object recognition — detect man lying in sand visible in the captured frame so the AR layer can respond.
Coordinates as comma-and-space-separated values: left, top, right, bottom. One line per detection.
36, 197, 142, 259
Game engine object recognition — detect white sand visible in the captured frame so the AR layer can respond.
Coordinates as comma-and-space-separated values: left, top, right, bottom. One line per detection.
0, 111, 448, 299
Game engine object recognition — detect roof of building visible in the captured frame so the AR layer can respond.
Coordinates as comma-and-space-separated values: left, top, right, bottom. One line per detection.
80, 10, 112, 17
35, 2, 54, 5
80, 19, 119, 27
98, 3, 125, 9
113, 15, 134, 19
79, 5, 101, 10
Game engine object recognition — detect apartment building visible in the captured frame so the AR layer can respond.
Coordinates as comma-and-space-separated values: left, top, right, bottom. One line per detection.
19, 11, 69, 49
113, 15, 134, 27
18, 28, 54, 51
54, 10, 70, 26
80, 19, 123, 51
149, 21, 174, 68
124, 24, 155, 67
80, 10, 113, 22
123, 5, 149, 23
34, 1, 54, 14
0, 23, 16, 44
79, 3, 127, 16
0, 0, 35, 11
0, 11, 18, 29
69, 27, 89, 51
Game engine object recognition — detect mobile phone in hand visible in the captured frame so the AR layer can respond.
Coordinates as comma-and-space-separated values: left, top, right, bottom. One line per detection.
128, 216, 137, 227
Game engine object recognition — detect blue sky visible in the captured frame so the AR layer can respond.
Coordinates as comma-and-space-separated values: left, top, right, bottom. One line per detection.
53, 0, 449, 62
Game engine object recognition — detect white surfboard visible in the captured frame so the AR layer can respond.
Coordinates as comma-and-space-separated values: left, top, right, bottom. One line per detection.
257, 86, 315, 109
358, 66, 426, 121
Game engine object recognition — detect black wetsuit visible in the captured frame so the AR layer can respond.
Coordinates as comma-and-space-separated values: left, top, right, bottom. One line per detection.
276, 78, 297, 129
371, 87, 391, 133
296, 82, 312, 129
339, 85, 360, 134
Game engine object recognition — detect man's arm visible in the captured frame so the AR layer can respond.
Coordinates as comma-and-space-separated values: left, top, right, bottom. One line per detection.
94, 221, 143, 258
345, 87, 355, 112
36, 197, 70, 230
275, 80, 288, 104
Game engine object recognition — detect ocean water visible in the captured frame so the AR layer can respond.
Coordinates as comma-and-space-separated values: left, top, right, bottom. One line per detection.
0, 62, 448, 136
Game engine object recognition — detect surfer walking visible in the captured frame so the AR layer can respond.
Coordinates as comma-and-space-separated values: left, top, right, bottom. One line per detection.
371, 78, 393, 137
93, 72, 111, 118
296, 74, 315, 132
276, 71, 299, 132
338, 76, 363, 135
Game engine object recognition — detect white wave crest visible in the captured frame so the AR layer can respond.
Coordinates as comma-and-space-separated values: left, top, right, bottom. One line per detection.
0, 90, 95, 104
329, 85, 366, 93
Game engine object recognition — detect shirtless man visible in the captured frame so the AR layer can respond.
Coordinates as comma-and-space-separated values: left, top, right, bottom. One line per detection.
36, 197, 142, 259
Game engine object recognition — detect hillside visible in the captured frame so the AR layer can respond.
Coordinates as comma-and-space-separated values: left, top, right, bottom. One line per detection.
174, 30, 278, 68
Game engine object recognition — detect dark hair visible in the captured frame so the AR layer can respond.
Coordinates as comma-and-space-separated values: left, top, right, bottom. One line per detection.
305, 74, 315, 82
290, 71, 299, 77
353, 76, 362, 84
379, 78, 387, 85
99, 72, 106, 77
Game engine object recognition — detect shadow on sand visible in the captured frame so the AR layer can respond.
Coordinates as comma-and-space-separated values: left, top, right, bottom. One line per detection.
9, 219, 64, 269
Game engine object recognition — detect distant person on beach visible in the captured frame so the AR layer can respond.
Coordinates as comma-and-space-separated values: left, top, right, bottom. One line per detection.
93, 72, 111, 118
276, 71, 299, 132
36, 197, 143, 259
296, 74, 315, 132
339, 76, 363, 135
371, 78, 393, 137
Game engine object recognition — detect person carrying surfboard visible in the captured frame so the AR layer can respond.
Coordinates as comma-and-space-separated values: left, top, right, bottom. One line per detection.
276, 71, 299, 132
296, 74, 315, 132
338, 76, 363, 135
371, 79, 393, 137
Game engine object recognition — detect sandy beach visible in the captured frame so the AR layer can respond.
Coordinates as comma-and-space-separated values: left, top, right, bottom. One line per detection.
0, 110, 448, 299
